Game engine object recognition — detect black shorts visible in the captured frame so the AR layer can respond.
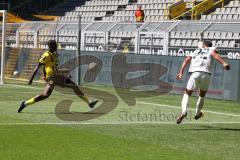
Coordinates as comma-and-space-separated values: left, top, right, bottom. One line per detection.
46, 75, 71, 88
45, 76, 55, 89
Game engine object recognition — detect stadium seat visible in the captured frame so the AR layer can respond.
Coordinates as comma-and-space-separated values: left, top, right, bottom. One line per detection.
223, 40, 229, 47
186, 40, 192, 46
5, 0, 240, 51
229, 40, 235, 47
233, 33, 239, 39
192, 40, 198, 46
233, 14, 238, 19
212, 15, 217, 20
170, 39, 175, 46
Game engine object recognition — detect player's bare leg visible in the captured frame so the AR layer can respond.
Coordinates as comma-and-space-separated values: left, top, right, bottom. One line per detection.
63, 77, 98, 108
194, 90, 207, 120
18, 84, 54, 113
177, 89, 193, 124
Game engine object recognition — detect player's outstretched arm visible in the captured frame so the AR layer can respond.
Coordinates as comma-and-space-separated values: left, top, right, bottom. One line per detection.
29, 63, 42, 85
211, 51, 230, 71
177, 56, 192, 80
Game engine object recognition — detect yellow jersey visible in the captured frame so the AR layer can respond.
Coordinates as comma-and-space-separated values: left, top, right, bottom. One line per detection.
38, 51, 59, 78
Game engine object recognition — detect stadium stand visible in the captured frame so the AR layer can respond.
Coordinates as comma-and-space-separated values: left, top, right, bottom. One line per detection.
9, 0, 65, 20
45, 0, 86, 16
5, 21, 239, 54
45, 0, 235, 22
5, 13, 27, 23
59, 0, 176, 22
169, 21, 239, 48
202, 0, 240, 20
2, 0, 240, 53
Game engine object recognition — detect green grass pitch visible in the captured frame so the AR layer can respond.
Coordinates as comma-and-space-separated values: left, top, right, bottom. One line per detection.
0, 82, 240, 160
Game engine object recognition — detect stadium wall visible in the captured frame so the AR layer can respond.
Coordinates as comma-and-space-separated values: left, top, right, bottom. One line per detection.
6, 48, 240, 101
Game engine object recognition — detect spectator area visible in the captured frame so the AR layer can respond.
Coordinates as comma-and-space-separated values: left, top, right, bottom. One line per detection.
202, 0, 240, 20
2, 0, 240, 53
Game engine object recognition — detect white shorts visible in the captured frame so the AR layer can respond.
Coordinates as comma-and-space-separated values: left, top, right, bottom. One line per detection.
186, 72, 211, 91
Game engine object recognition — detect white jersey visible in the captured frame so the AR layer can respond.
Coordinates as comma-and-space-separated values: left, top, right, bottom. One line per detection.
188, 47, 216, 74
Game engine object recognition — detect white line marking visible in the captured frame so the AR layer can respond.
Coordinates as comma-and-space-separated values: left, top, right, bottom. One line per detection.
138, 102, 240, 117
0, 122, 240, 125
3, 84, 240, 118
4, 84, 43, 90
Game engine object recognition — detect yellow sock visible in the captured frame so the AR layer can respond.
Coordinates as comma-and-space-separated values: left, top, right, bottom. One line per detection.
80, 96, 91, 105
24, 98, 36, 106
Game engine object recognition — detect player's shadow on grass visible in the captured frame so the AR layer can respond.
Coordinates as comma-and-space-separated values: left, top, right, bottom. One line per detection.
23, 112, 78, 115
22, 112, 56, 115
184, 126, 240, 132
24, 112, 104, 115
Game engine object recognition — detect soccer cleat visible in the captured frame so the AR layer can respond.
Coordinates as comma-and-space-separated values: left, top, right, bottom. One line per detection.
89, 99, 98, 109
176, 113, 187, 124
194, 111, 204, 120
17, 101, 26, 113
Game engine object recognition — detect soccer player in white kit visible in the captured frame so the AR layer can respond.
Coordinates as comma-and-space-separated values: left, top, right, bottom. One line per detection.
176, 41, 230, 124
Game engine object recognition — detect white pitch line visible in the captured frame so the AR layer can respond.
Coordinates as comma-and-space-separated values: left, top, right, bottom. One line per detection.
0, 122, 240, 125
3, 84, 240, 118
138, 101, 240, 117
4, 84, 43, 90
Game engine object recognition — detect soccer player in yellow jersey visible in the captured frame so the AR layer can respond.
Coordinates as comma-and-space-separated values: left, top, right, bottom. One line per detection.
17, 40, 98, 113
